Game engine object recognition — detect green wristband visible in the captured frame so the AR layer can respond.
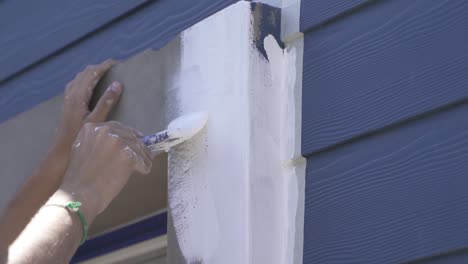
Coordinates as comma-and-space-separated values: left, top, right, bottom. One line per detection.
44, 201, 88, 245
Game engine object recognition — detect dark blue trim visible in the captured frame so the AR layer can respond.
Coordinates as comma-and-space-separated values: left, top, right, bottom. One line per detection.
71, 212, 167, 263
250, 3, 283, 60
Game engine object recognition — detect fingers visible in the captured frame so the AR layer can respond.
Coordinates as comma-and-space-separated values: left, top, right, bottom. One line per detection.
81, 59, 117, 86
66, 59, 118, 104
124, 146, 153, 175
118, 134, 152, 175
121, 134, 153, 175
87, 82, 122, 122
108, 121, 144, 136
82, 59, 118, 103
104, 122, 153, 174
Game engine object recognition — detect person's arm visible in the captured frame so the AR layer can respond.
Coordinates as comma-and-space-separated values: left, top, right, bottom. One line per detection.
8, 121, 152, 263
0, 59, 121, 251
7, 190, 96, 264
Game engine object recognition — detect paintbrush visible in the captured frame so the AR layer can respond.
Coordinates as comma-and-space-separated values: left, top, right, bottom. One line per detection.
140, 112, 208, 154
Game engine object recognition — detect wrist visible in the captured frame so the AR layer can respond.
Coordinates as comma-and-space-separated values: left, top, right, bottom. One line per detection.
49, 138, 71, 160
48, 188, 99, 225
46, 142, 71, 171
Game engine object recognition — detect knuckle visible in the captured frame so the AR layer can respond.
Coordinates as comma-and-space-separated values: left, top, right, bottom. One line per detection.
92, 124, 109, 136
108, 135, 120, 145
120, 147, 134, 162
107, 120, 120, 127
83, 122, 94, 131
100, 125, 110, 133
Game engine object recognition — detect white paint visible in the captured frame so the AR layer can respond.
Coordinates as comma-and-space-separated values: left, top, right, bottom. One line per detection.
248, 35, 305, 264
167, 112, 209, 141
142, 112, 208, 154
167, 1, 305, 264
287, 36, 306, 264
168, 2, 251, 263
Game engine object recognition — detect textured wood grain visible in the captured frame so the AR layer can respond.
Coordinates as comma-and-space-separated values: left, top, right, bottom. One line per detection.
300, 0, 371, 31
0, 0, 149, 82
0, 0, 237, 125
303, 103, 468, 263
302, 0, 468, 156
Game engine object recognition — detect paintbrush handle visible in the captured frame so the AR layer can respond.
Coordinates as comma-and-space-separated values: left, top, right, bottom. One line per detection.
140, 130, 169, 147
140, 129, 182, 155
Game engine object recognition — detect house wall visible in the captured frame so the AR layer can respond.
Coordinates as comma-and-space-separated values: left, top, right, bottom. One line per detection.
5, 0, 467, 263
2, 0, 305, 263
300, 0, 468, 263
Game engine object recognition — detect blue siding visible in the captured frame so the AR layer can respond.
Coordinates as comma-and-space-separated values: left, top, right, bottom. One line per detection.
301, 0, 468, 156
301, 0, 468, 263
300, 0, 371, 31
0, 0, 149, 83
0, 0, 237, 124
303, 103, 468, 263
413, 249, 468, 264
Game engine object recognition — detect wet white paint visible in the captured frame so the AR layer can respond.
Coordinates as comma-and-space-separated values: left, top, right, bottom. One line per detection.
142, 112, 208, 154
167, 112, 209, 141
167, 1, 305, 264
247, 35, 305, 264
168, 2, 251, 263
263, 35, 306, 264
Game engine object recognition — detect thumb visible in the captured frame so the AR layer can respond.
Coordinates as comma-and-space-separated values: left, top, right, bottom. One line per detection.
87, 82, 122, 122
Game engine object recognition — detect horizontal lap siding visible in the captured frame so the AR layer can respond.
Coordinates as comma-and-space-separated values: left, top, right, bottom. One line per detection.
302, 0, 468, 156
0, 0, 149, 82
0, 0, 237, 125
300, 0, 371, 31
303, 103, 468, 263
411, 250, 468, 264
301, 0, 468, 263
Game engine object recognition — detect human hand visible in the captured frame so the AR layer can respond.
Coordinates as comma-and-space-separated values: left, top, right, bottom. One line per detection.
0, 60, 126, 251
55, 121, 153, 223
53, 59, 121, 160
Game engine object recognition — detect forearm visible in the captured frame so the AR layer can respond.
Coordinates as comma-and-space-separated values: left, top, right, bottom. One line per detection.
0, 144, 70, 250
0, 59, 120, 258
8, 190, 96, 264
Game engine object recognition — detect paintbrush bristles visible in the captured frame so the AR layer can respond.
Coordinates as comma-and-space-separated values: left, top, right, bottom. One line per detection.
140, 112, 209, 155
